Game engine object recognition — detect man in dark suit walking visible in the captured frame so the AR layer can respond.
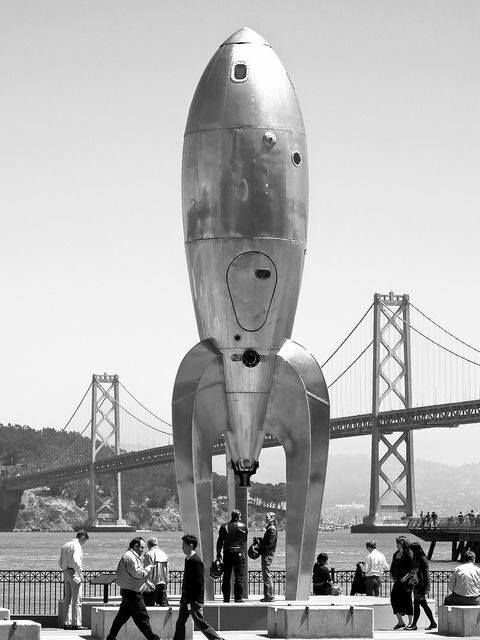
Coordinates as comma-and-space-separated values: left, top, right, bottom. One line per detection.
173, 534, 224, 640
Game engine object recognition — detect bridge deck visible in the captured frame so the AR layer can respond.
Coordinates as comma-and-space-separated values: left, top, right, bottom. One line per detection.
4, 399, 480, 491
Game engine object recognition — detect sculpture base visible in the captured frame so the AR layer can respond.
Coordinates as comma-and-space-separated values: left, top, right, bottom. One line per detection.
92, 606, 192, 640
201, 596, 434, 632
269, 605, 373, 638
439, 605, 480, 636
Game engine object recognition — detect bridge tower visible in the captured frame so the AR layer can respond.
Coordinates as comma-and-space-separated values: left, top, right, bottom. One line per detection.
366, 292, 416, 526
87, 373, 128, 529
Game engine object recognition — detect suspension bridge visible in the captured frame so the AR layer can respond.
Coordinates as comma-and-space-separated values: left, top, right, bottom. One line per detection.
2, 291, 480, 531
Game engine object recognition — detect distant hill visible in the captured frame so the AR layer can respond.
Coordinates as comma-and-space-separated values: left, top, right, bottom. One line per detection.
2, 424, 477, 528
322, 453, 479, 515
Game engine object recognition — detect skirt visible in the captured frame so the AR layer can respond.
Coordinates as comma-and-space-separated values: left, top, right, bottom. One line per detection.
391, 580, 413, 615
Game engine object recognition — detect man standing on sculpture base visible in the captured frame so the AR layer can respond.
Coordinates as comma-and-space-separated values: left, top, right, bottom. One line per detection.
260, 513, 278, 602
216, 509, 248, 603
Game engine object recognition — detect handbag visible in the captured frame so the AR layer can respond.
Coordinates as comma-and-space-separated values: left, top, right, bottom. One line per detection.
248, 537, 262, 560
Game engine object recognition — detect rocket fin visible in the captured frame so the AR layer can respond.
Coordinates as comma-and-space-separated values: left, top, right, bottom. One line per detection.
264, 339, 330, 600
172, 339, 228, 599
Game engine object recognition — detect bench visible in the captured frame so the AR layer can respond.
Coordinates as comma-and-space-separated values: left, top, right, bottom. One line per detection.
0, 620, 40, 640
307, 595, 435, 630
202, 601, 270, 630
268, 605, 373, 638
91, 606, 193, 640
439, 604, 480, 636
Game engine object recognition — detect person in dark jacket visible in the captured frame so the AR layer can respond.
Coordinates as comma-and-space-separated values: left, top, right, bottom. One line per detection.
350, 561, 367, 595
173, 534, 224, 640
312, 553, 333, 595
260, 512, 278, 602
216, 509, 248, 602
390, 536, 414, 629
404, 542, 436, 631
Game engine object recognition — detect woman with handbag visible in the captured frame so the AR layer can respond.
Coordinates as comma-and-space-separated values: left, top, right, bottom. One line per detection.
312, 553, 333, 595
404, 542, 437, 631
389, 536, 414, 629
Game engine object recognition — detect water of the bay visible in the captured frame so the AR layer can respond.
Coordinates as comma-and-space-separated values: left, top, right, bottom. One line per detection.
0, 530, 457, 571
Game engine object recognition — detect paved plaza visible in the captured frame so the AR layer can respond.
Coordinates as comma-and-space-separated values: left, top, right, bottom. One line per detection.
39, 628, 463, 640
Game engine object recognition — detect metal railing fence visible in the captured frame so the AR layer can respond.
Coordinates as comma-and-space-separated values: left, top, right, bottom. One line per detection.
0, 569, 451, 616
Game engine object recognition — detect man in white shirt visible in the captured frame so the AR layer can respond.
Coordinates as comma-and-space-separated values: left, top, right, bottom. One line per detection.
59, 530, 89, 630
143, 537, 169, 606
364, 539, 389, 596
445, 550, 480, 605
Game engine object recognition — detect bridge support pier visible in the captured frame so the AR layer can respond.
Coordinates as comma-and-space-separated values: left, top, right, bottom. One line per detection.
87, 374, 130, 530
367, 292, 416, 528
0, 488, 22, 531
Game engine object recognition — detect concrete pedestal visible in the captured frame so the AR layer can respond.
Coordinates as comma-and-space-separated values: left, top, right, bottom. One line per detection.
0, 620, 40, 640
439, 604, 480, 636
268, 605, 373, 638
0, 611, 9, 621
91, 606, 193, 640
309, 595, 435, 630
202, 596, 435, 632
202, 602, 268, 630
58, 597, 123, 628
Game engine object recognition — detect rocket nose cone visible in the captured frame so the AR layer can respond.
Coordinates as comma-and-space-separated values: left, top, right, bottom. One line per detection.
221, 27, 271, 47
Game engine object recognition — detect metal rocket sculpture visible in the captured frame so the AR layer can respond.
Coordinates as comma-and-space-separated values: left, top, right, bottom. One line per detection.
172, 27, 330, 600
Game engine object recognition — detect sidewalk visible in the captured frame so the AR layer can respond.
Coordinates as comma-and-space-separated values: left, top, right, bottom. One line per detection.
40, 628, 464, 640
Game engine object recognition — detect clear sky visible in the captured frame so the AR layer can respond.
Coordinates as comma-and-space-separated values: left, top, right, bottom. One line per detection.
1, 1, 480, 481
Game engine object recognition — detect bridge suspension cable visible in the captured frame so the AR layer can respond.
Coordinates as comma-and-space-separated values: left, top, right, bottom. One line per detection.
41, 417, 92, 471
58, 382, 92, 432
321, 303, 373, 367
410, 302, 480, 356
119, 382, 173, 430
380, 301, 480, 368
110, 394, 172, 436
327, 341, 373, 388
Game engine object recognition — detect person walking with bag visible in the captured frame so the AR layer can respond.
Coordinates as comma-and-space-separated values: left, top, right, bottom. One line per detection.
390, 536, 414, 629
404, 542, 436, 630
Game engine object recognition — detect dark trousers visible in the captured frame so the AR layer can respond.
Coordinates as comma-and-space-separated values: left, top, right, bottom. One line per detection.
444, 592, 480, 605
365, 575, 381, 596
106, 588, 159, 640
221, 551, 245, 601
143, 583, 169, 607
413, 598, 435, 625
261, 554, 274, 599
173, 602, 222, 640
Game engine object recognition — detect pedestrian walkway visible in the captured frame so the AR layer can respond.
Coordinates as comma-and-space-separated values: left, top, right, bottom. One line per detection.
40, 626, 465, 640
